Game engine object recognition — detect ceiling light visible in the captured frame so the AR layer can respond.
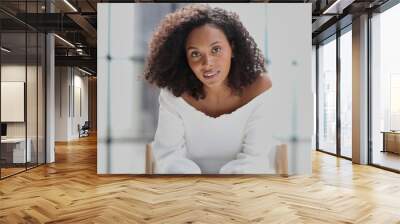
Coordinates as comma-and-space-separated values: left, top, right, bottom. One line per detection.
63, 0, 78, 12
78, 67, 93, 76
1, 47, 11, 53
322, 0, 354, 14
323, 0, 340, 14
76, 48, 85, 55
54, 34, 75, 48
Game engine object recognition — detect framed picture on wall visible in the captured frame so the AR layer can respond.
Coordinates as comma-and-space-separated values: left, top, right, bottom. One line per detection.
1, 81, 25, 122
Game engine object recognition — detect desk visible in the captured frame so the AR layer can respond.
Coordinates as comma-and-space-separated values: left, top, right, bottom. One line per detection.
382, 131, 400, 154
1, 138, 31, 163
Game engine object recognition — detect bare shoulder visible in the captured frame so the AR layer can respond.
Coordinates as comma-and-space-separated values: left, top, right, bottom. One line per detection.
257, 73, 272, 91
244, 73, 272, 100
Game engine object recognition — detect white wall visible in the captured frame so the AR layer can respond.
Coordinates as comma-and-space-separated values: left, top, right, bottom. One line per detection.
1, 63, 46, 163
1, 66, 26, 131
265, 4, 313, 174
97, 3, 145, 174
55, 67, 89, 141
55, 67, 68, 141
1, 65, 38, 138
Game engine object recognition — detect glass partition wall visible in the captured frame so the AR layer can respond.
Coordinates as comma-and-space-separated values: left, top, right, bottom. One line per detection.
0, 31, 27, 177
370, 3, 400, 172
317, 35, 337, 155
316, 26, 353, 159
316, 0, 400, 172
339, 28, 352, 159
0, 2, 46, 179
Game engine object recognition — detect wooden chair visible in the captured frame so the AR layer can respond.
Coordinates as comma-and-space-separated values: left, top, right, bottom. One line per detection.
145, 144, 288, 175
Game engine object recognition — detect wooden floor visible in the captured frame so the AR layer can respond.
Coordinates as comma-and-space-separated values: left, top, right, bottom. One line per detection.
0, 167, 26, 178
1, 163, 45, 178
1, 135, 400, 223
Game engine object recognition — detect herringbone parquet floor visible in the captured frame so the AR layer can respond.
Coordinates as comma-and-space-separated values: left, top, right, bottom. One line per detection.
1, 134, 400, 223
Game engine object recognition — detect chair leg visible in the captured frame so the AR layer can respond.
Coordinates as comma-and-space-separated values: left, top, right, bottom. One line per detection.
145, 144, 153, 174
276, 144, 288, 176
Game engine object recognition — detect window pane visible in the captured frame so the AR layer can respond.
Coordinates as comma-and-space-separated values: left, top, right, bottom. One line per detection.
38, 32, 45, 165
27, 31, 38, 169
371, 4, 400, 171
318, 37, 337, 154
340, 29, 352, 158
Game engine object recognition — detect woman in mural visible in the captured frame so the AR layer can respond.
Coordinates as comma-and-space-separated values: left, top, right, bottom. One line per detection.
144, 4, 275, 174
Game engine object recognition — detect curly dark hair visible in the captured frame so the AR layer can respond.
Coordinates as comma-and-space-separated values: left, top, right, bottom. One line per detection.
144, 4, 266, 100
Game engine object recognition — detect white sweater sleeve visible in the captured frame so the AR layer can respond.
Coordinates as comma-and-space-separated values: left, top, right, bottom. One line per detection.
219, 101, 278, 174
152, 90, 201, 174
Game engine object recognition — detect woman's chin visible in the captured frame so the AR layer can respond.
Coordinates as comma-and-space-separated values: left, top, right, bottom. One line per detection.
203, 80, 223, 88
202, 76, 228, 88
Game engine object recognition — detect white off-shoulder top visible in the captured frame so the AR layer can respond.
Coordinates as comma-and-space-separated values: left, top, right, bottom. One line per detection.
152, 88, 277, 174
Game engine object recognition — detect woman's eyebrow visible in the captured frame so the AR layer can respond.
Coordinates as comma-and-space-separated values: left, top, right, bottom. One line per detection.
209, 41, 220, 46
187, 46, 198, 50
186, 41, 221, 50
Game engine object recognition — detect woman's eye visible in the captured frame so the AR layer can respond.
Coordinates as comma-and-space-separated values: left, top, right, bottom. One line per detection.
212, 47, 221, 54
190, 51, 200, 58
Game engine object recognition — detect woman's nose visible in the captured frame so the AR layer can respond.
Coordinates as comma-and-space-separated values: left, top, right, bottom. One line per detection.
201, 54, 214, 67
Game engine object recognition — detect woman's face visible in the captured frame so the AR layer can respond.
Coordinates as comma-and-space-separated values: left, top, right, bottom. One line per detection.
185, 24, 233, 89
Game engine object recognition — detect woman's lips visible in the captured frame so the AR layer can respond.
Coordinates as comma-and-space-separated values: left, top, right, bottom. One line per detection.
203, 70, 220, 79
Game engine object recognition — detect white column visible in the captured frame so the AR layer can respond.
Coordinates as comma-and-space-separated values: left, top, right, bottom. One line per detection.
46, 33, 55, 163
352, 14, 369, 164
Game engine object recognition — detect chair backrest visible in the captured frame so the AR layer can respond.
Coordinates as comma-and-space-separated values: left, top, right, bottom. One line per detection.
145, 143, 288, 175
82, 121, 90, 129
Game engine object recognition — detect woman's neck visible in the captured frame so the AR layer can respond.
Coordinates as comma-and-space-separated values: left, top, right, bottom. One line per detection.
203, 84, 235, 103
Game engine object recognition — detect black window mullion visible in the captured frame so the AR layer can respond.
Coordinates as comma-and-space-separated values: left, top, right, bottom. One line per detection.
36, 0, 39, 167
336, 29, 341, 157
316, 45, 319, 151
367, 11, 373, 165
72, 68, 75, 118
25, 0, 28, 171
44, 32, 47, 164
